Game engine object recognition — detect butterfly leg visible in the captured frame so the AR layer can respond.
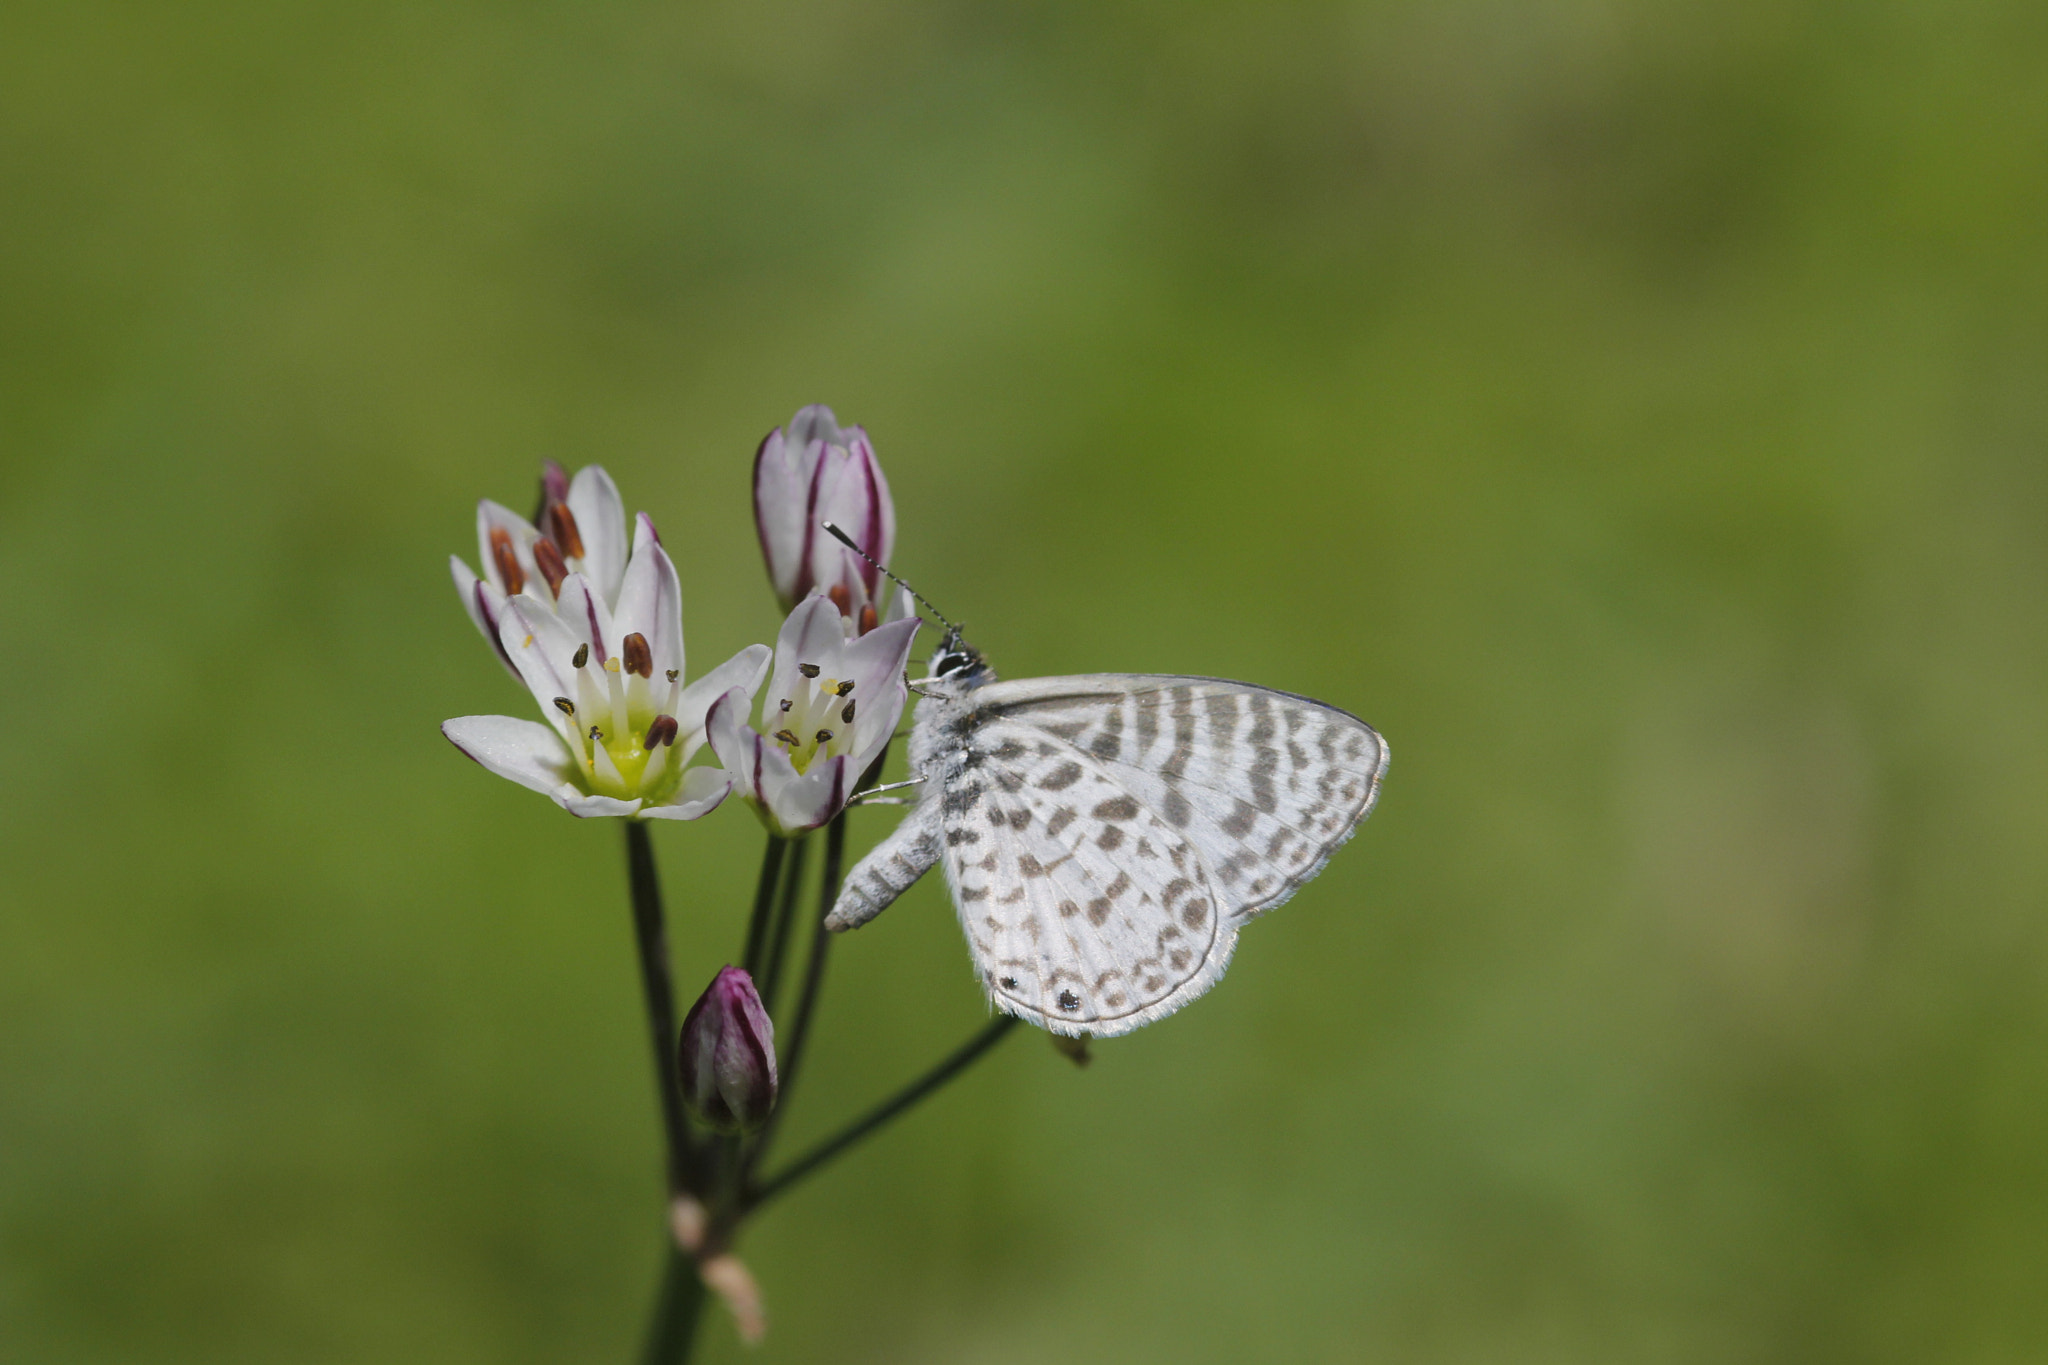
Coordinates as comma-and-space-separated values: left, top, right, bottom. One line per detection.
824, 801, 941, 932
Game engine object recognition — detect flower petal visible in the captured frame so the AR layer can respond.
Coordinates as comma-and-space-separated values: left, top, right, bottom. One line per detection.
676, 644, 772, 743
640, 766, 736, 821
787, 403, 845, 448
567, 465, 628, 603
613, 515, 684, 680
443, 715, 575, 798
704, 686, 758, 775
766, 754, 848, 834
753, 427, 810, 604
498, 596, 587, 742
838, 616, 920, 703
452, 556, 521, 678
769, 594, 851, 704
476, 500, 544, 598
556, 572, 622, 666
558, 791, 644, 818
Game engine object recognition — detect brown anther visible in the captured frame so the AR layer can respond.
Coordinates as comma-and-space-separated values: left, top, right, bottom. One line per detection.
622, 632, 653, 679
553, 696, 576, 716
531, 537, 568, 597
858, 604, 878, 635
798, 663, 821, 679
645, 714, 680, 749
590, 725, 604, 741
666, 669, 679, 683
840, 699, 857, 724
835, 679, 855, 696
773, 729, 801, 746
814, 729, 834, 744
488, 527, 526, 595
572, 643, 589, 670
778, 698, 792, 712
828, 584, 853, 617
547, 500, 586, 560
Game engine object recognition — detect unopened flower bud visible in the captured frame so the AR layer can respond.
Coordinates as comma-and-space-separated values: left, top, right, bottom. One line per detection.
752, 404, 900, 631
677, 966, 777, 1134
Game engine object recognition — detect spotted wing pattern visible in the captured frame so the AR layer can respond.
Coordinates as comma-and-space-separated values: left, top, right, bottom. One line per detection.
942, 676, 1387, 1036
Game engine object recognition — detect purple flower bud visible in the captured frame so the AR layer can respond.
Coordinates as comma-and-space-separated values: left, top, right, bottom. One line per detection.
752, 404, 898, 633
677, 966, 777, 1134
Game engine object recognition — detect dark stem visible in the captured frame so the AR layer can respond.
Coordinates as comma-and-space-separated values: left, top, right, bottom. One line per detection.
757, 836, 810, 1016
640, 1245, 705, 1365
741, 810, 847, 1182
738, 836, 788, 979
623, 822, 693, 1195
747, 1015, 1022, 1212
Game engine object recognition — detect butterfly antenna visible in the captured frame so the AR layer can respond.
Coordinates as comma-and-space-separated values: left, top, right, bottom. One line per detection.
820, 520, 960, 636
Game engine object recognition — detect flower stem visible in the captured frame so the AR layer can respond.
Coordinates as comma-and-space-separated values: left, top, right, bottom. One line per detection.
756, 836, 810, 1016
741, 809, 845, 1182
640, 1245, 705, 1365
623, 822, 693, 1195
746, 1015, 1022, 1212
739, 835, 789, 980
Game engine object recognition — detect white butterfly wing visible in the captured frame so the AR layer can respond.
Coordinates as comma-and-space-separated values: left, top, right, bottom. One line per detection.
942, 675, 1387, 1036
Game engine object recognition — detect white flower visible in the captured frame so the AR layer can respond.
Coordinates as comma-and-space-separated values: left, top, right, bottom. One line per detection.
752, 405, 911, 635
451, 462, 631, 679
704, 594, 921, 835
444, 510, 771, 820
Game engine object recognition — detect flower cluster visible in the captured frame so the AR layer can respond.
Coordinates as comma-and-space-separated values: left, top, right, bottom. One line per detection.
442, 405, 917, 832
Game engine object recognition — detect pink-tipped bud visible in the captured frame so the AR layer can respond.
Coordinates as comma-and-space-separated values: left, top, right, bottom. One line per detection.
752, 404, 897, 631
677, 967, 777, 1135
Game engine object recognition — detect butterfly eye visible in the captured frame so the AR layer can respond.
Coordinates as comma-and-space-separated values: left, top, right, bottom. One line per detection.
936, 652, 971, 675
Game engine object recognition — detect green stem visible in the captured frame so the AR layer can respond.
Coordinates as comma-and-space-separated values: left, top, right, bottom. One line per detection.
747, 1015, 1022, 1212
639, 1245, 705, 1365
623, 822, 692, 1195
757, 836, 810, 1016
741, 810, 846, 1183
738, 836, 788, 980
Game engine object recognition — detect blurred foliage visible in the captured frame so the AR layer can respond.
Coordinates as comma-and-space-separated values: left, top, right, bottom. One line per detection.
5, 1, 2048, 1361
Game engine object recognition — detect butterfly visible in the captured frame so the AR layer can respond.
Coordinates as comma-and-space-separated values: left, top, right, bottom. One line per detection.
825, 628, 1389, 1037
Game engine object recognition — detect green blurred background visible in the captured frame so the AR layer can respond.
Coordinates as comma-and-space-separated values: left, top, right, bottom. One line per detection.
5, 1, 2047, 1360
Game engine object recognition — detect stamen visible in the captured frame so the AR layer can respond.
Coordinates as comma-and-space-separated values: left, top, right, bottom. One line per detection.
778, 698, 792, 712
622, 632, 653, 679
645, 715, 680, 749
841, 699, 856, 724
836, 679, 855, 695
858, 604, 878, 635
774, 729, 801, 746
532, 538, 568, 596
590, 725, 604, 742
667, 669, 679, 683
553, 697, 576, 716
798, 663, 820, 679
814, 729, 834, 743
828, 584, 853, 617
548, 501, 586, 560
572, 643, 589, 670
489, 527, 526, 595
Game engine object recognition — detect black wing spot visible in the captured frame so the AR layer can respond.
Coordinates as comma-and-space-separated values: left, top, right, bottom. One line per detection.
1058, 989, 1081, 1012
1000, 976, 1019, 989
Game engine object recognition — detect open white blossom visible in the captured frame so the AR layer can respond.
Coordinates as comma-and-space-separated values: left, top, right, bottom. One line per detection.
444, 509, 770, 820
704, 593, 920, 835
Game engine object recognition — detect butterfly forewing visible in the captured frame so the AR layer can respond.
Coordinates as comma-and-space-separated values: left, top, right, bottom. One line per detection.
972, 677, 1386, 919
936, 675, 1387, 1035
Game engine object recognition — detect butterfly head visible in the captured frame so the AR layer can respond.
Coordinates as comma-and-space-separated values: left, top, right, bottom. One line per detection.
927, 626, 990, 687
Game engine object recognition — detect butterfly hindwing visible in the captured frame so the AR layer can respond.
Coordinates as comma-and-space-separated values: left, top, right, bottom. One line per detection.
941, 717, 1229, 1035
